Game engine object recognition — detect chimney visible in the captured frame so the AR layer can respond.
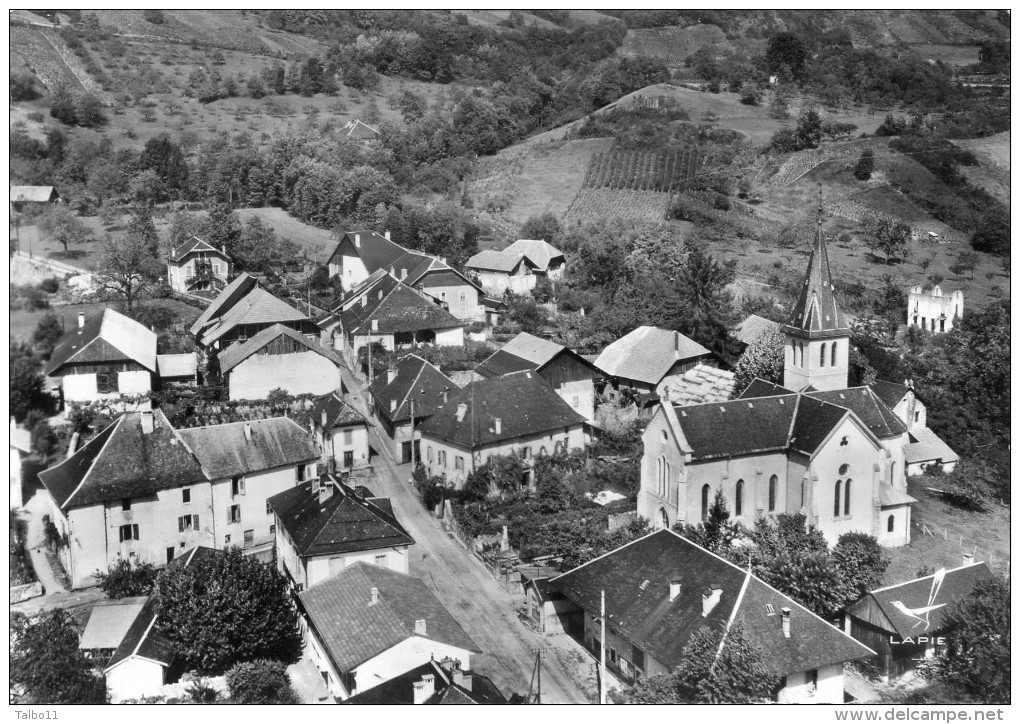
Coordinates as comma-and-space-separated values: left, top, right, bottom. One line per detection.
384, 229, 391, 241
450, 660, 472, 691
370, 586, 379, 605
361, 296, 367, 308
494, 418, 502, 434
318, 479, 334, 503
400, 268, 407, 280
414, 618, 427, 635
668, 578, 681, 602
354, 233, 361, 248
387, 366, 397, 384
674, 330, 680, 355
781, 607, 791, 638
412, 673, 436, 705
455, 403, 468, 422
321, 409, 328, 429
243, 423, 252, 441
77, 312, 85, 330
701, 586, 722, 617
221, 244, 227, 255
442, 387, 449, 404
140, 410, 154, 435
371, 319, 379, 333
963, 552, 975, 566
390, 399, 397, 413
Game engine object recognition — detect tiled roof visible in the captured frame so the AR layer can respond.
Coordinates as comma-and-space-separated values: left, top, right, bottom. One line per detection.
330, 230, 407, 274
106, 596, 174, 670
464, 250, 535, 273
661, 363, 735, 407
304, 392, 369, 430
848, 563, 994, 639
339, 276, 462, 336
806, 387, 907, 439
500, 332, 564, 367
168, 235, 229, 263
502, 239, 564, 271
369, 354, 457, 426
299, 562, 479, 673
156, 353, 197, 379
268, 480, 413, 558
342, 119, 380, 139
38, 410, 207, 510
176, 417, 318, 480
904, 427, 960, 465
190, 272, 259, 335
551, 530, 873, 675
10, 185, 55, 202
738, 378, 794, 398
879, 485, 916, 507
672, 396, 798, 461
784, 221, 849, 338
47, 309, 158, 375
217, 323, 341, 373
199, 287, 310, 346
734, 314, 783, 346
868, 379, 910, 410
594, 326, 710, 386
343, 660, 506, 705
79, 597, 148, 650
475, 349, 535, 378
418, 371, 585, 449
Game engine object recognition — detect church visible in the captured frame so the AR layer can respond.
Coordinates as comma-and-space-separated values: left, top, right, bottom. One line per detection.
637, 196, 949, 548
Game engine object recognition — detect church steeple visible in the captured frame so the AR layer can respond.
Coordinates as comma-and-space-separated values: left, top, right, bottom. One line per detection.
782, 186, 850, 392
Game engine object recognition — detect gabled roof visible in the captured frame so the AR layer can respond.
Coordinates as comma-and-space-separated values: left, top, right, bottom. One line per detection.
38, 410, 207, 511
594, 326, 711, 386
904, 427, 960, 466
868, 379, 911, 410
79, 597, 149, 650
304, 392, 369, 430
329, 230, 407, 272
551, 530, 873, 676
339, 274, 463, 336
847, 563, 994, 639
474, 349, 536, 378
464, 250, 537, 273
369, 354, 457, 425
199, 287, 310, 346
166, 545, 224, 571
418, 371, 585, 449
176, 417, 318, 480
10, 421, 32, 454
156, 353, 197, 379
10, 185, 56, 202
342, 119, 380, 140
46, 309, 158, 375
343, 660, 506, 705
168, 235, 230, 263
105, 596, 174, 671
268, 479, 414, 558
217, 323, 341, 374
662, 363, 735, 407
734, 314, 783, 346
784, 210, 848, 339
190, 272, 259, 335
500, 332, 565, 367
502, 238, 564, 271
298, 562, 480, 673
806, 387, 907, 439
738, 378, 794, 399
476, 333, 598, 380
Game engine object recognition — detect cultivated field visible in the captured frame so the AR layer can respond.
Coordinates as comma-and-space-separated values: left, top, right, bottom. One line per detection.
909, 43, 981, 67
583, 145, 707, 192
617, 24, 733, 65
564, 188, 671, 223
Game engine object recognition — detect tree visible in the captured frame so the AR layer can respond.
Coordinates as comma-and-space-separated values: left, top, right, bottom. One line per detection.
921, 575, 1010, 704
94, 228, 162, 311
764, 32, 807, 80
853, 148, 875, 181
768, 94, 789, 120
952, 251, 978, 280
201, 202, 243, 254
10, 610, 107, 703
74, 94, 106, 128
970, 207, 1009, 256
928, 459, 997, 511
821, 120, 858, 141
32, 313, 64, 359
138, 134, 189, 197
625, 623, 779, 703
10, 340, 47, 422
519, 212, 561, 243
832, 532, 889, 603
233, 216, 297, 277
732, 326, 785, 396
868, 219, 911, 265
504, 291, 549, 334
67, 405, 96, 434
794, 108, 822, 150
225, 659, 299, 703
153, 547, 302, 675
94, 558, 158, 599
37, 206, 92, 255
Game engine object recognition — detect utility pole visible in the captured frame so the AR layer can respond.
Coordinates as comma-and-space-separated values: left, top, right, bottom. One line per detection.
410, 397, 416, 468
600, 589, 607, 705
366, 340, 373, 385
536, 650, 541, 705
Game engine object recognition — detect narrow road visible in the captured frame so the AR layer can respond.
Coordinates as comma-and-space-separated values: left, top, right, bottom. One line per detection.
366, 425, 589, 703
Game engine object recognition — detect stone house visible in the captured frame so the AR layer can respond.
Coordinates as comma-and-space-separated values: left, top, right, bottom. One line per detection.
502, 238, 566, 280
166, 236, 231, 295
594, 326, 717, 400
464, 250, 539, 296
907, 285, 963, 334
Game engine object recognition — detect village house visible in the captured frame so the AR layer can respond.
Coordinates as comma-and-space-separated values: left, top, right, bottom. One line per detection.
38, 410, 317, 588
464, 249, 539, 296
216, 323, 344, 401
418, 371, 587, 488
343, 659, 506, 704
166, 236, 231, 295
659, 363, 736, 407
734, 313, 783, 349
155, 353, 198, 388
46, 309, 158, 403
10, 184, 59, 212
594, 326, 717, 402
475, 331, 601, 422
190, 272, 319, 355
303, 392, 371, 473
269, 476, 414, 590
323, 270, 466, 365
297, 562, 480, 701
522, 571, 571, 635
502, 238, 566, 280
869, 379, 959, 474
549, 529, 875, 703
369, 354, 457, 463
326, 230, 488, 321
10, 418, 31, 510
341, 119, 382, 144
907, 284, 963, 334
844, 561, 993, 681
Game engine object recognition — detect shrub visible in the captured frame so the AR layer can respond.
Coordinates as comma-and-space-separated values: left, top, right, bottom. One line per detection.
38, 277, 60, 293
32, 312, 64, 359
94, 558, 158, 598
185, 678, 218, 703
225, 659, 298, 704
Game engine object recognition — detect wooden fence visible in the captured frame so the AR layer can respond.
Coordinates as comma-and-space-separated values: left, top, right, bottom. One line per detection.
912, 515, 1010, 577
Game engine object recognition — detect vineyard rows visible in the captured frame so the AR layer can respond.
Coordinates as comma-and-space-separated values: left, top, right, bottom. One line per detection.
565, 188, 671, 223
583, 145, 705, 193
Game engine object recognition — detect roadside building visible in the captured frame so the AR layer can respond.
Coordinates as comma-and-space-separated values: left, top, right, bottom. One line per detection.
418, 371, 586, 488
99, 597, 175, 702
549, 529, 874, 703
502, 238, 566, 280
303, 392, 371, 473
166, 236, 231, 295
10, 184, 59, 212
594, 326, 716, 401
343, 659, 505, 704
297, 562, 480, 701
269, 477, 414, 589
475, 331, 601, 422
46, 309, 158, 403
464, 250, 539, 296
10, 418, 31, 510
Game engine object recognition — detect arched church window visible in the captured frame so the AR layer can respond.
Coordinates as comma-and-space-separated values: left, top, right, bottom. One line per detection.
768, 475, 777, 512
659, 507, 669, 531
820, 343, 827, 367
844, 478, 852, 516
834, 480, 841, 517
701, 485, 710, 521
831, 341, 838, 367
735, 480, 744, 517
887, 514, 895, 533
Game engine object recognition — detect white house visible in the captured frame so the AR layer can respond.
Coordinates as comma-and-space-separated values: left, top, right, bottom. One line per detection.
303, 392, 371, 473
869, 379, 959, 475
10, 418, 31, 510
502, 238, 566, 280
464, 250, 539, 296
594, 326, 716, 400
45, 309, 158, 403
907, 284, 963, 334
166, 236, 231, 295
297, 562, 479, 700
269, 477, 414, 590
549, 529, 875, 703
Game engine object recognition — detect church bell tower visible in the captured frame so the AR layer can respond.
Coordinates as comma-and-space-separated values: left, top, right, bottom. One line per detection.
782, 187, 850, 392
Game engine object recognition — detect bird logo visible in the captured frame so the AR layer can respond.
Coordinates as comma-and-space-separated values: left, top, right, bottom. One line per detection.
891, 568, 946, 631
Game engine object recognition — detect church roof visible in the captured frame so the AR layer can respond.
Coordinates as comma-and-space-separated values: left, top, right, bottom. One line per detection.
784, 197, 849, 340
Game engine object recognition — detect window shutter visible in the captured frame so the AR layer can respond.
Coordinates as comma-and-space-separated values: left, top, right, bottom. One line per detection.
132, 524, 139, 540
194, 514, 199, 530
179, 517, 185, 533
119, 526, 125, 543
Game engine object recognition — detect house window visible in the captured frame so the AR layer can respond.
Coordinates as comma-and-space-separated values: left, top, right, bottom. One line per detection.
232, 476, 245, 496
182, 488, 191, 504
122, 498, 131, 511
296, 464, 306, 483
266, 501, 273, 515
887, 514, 895, 533
270, 524, 276, 536
374, 554, 387, 567
768, 475, 777, 512
844, 478, 852, 516
119, 524, 139, 542
225, 534, 231, 545
427, 446, 433, 462
440, 292, 447, 301
97, 368, 119, 394
459, 292, 466, 302
834, 481, 842, 517
243, 529, 254, 545
701, 485, 710, 521
522, 447, 531, 460
609, 648, 617, 664
735, 479, 744, 517
454, 456, 464, 471
809, 669, 818, 691
914, 411, 920, 423
343, 429, 353, 445
178, 514, 199, 532
229, 505, 241, 524
658, 507, 669, 531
